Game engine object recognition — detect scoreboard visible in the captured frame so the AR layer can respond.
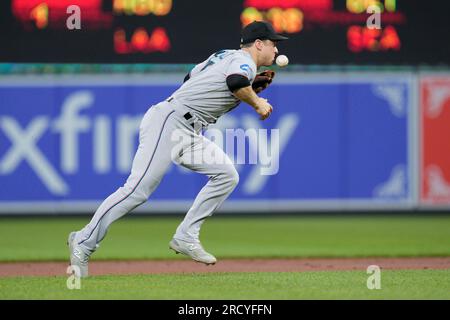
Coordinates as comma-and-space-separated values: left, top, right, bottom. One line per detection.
0, 0, 449, 65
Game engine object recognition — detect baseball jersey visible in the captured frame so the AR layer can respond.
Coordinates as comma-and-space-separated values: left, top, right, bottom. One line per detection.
171, 49, 257, 124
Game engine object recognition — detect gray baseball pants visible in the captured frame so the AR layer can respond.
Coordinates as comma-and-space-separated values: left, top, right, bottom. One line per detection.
74, 100, 239, 253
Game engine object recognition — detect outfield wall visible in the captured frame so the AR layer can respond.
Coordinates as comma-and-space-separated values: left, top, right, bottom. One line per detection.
0, 72, 449, 213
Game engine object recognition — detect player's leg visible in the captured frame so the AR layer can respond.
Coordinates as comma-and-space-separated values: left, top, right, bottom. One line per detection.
73, 103, 177, 254
173, 135, 239, 243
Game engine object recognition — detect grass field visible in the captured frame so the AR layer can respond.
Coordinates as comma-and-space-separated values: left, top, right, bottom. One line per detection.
1, 270, 450, 300
1, 215, 450, 261
0, 215, 449, 299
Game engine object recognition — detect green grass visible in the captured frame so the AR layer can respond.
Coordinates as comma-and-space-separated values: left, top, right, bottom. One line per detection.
1, 216, 450, 261
1, 270, 449, 299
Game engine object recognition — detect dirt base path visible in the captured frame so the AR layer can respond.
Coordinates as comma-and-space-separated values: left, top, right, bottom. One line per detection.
0, 257, 449, 277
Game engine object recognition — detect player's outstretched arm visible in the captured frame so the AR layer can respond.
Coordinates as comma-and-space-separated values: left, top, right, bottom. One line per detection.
233, 86, 273, 120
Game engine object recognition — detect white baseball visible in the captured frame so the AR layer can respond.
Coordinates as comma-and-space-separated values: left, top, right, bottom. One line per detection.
276, 55, 289, 67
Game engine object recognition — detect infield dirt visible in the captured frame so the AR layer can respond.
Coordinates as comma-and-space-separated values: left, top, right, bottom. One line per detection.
1, 257, 449, 277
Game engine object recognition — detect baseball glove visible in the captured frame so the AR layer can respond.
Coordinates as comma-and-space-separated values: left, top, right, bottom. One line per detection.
252, 70, 275, 93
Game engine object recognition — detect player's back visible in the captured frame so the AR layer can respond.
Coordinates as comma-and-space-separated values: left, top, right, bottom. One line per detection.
171, 49, 256, 124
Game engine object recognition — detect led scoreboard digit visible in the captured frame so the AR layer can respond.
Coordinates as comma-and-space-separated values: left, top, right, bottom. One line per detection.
0, 0, 449, 65
241, 0, 403, 53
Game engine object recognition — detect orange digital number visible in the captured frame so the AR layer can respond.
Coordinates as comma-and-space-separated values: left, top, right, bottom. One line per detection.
114, 0, 172, 16
30, 2, 48, 29
241, 7, 303, 33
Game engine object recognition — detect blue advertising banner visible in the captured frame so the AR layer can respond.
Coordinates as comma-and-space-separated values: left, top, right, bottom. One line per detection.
0, 73, 415, 213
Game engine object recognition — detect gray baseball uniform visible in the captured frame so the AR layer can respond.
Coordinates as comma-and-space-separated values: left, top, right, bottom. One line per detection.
74, 49, 257, 253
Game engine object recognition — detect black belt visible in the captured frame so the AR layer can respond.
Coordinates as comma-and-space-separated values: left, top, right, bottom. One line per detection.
166, 97, 196, 129
183, 112, 196, 128
183, 112, 193, 121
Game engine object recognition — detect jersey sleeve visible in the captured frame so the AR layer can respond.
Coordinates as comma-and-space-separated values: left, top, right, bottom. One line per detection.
225, 56, 257, 83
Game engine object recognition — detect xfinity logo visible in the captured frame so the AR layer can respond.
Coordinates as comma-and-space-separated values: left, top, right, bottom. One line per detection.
1, 91, 96, 195
0, 90, 299, 196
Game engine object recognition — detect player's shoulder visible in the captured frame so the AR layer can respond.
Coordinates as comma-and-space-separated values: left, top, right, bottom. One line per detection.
205, 49, 236, 59
232, 50, 257, 71
221, 49, 252, 63
204, 49, 252, 61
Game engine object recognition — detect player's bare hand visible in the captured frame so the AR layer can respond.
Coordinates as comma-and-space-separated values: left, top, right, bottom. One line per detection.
255, 98, 273, 120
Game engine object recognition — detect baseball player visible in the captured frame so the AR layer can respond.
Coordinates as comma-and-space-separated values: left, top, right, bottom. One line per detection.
68, 21, 288, 277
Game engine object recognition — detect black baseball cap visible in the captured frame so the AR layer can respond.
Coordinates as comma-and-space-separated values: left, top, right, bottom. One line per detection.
241, 21, 289, 45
